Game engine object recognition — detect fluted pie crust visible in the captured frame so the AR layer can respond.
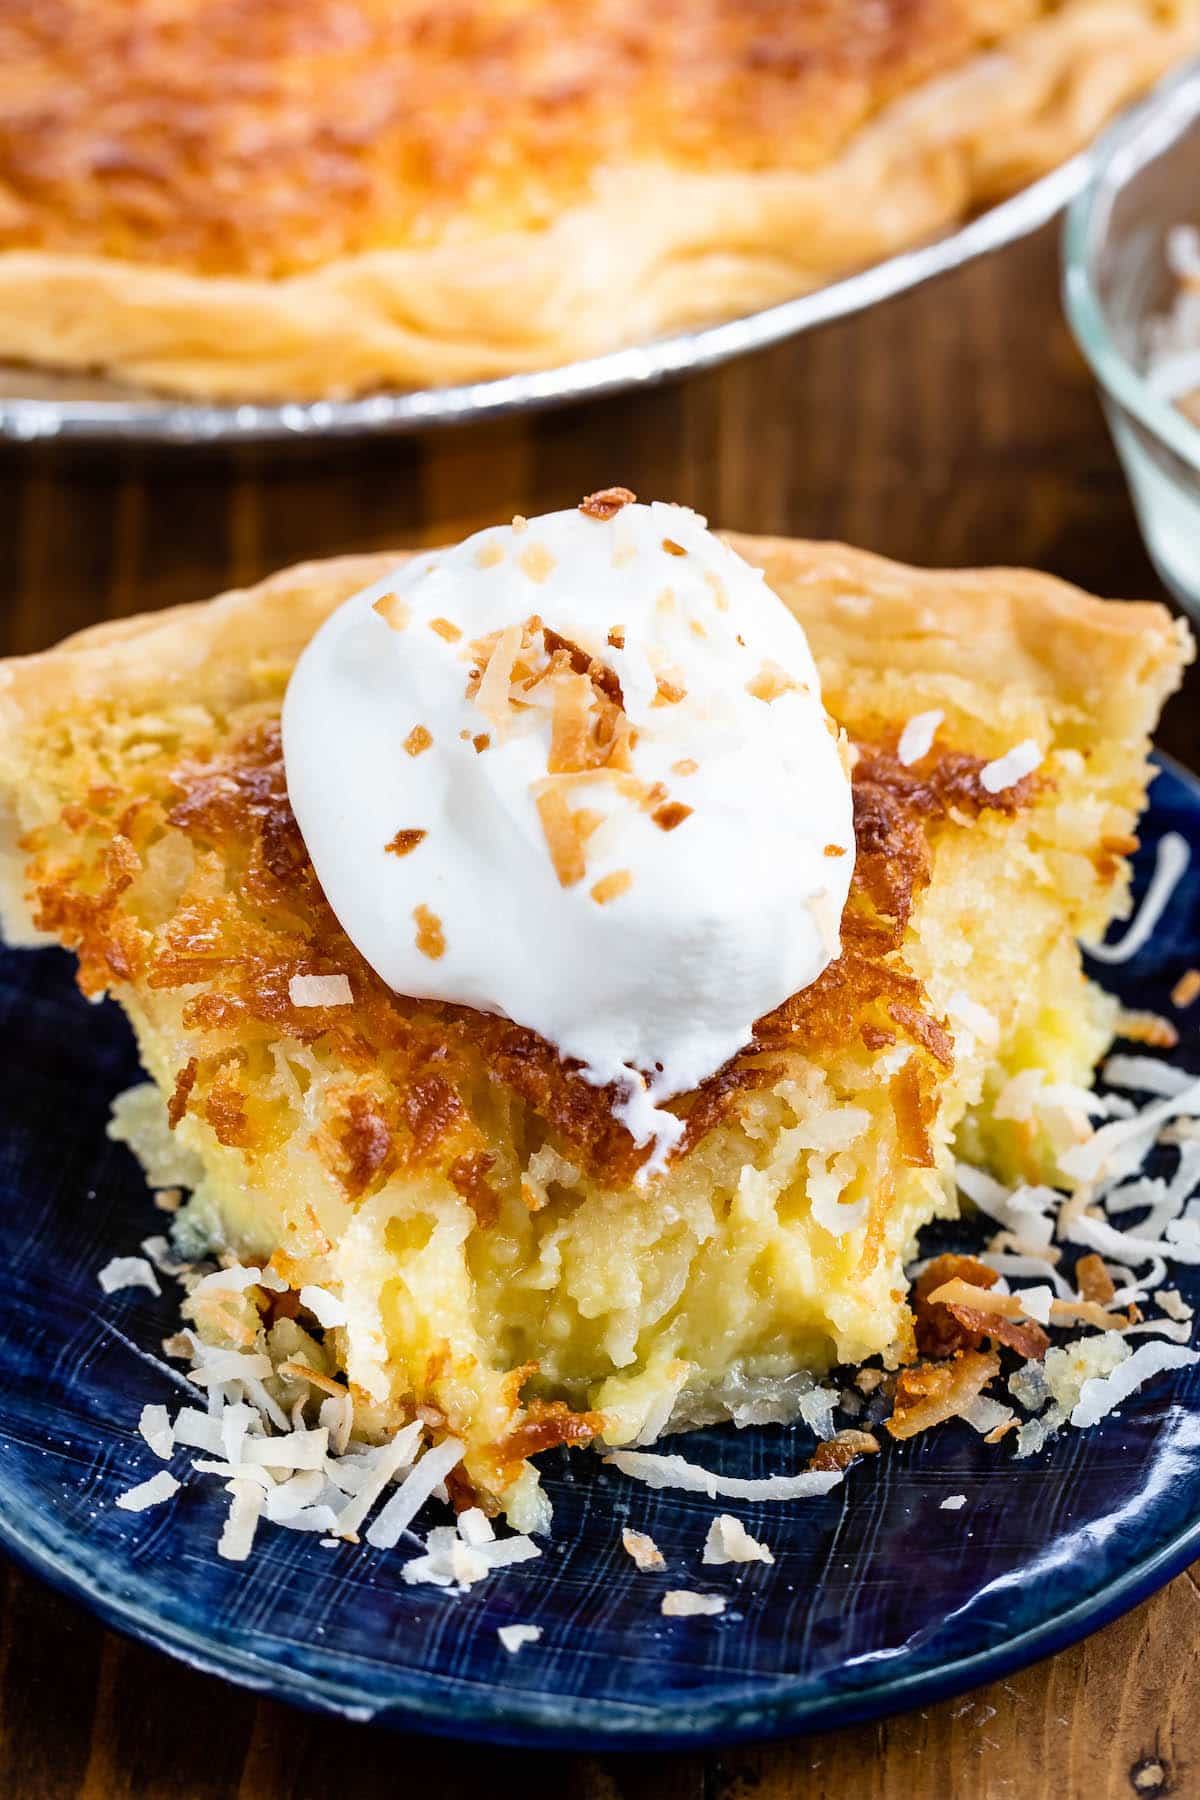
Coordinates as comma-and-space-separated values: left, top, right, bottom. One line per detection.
0, 0, 1197, 399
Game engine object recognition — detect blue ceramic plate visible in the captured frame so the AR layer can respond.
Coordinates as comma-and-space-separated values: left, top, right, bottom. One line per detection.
1, 759, 1199, 1750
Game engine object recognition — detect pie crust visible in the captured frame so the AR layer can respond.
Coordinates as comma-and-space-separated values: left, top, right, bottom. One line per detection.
0, 0, 1196, 399
0, 533, 1190, 1516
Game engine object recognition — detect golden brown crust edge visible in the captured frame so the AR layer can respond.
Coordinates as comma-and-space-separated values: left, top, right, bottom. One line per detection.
0, 534, 1191, 945
0, 0, 1194, 399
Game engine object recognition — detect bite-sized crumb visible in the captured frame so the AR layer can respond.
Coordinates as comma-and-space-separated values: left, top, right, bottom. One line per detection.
940, 1494, 968, 1511
498, 1624, 542, 1654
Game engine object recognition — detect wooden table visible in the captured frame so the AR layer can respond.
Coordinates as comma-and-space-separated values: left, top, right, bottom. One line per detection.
1, 216, 1197, 1799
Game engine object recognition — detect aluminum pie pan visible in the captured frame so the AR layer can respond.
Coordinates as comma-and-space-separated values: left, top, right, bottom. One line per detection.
0, 148, 1091, 447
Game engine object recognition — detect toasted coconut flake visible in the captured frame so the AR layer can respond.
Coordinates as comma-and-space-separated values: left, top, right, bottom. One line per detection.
99, 1255, 161, 1297
115, 1469, 180, 1512
591, 869, 632, 906
887, 1350, 1001, 1441
579, 487, 636, 521
607, 1450, 842, 1501
1071, 1342, 1199, 1428
897, 710, 944, 766
429, 617, 462, 642
662, 1591, 726, 1618
413, 903, 446, 960
535, 788, 598, 887
474, 623, 524, 723
498, 1625, 542, 1654
653, 676, 686, 706
702, 1514, 774, 1565
518, 542, 556, 584
622, 1528, 666, 1570
1117, 1011, 1180, 1050
371, 592, 410, 631
746, 662, 798, 702
277, 1359, 348, 1399
1086, 832, 1190, 964
652, 801, 692, 833
1075, 1253, 1116, 1306
914, 1256, 1000, 1356
288, 973, 352, 1009
385, 829, 427, 859
940, 1494, 968, 1511
1172, 969, 1200, 1009
979, 739, 1042, 794
403, 724, 433, 758
662, 537, 687, 557
808, 1430, 880, 1473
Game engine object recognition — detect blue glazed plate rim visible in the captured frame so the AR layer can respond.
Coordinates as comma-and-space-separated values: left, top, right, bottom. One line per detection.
2, 752, 1199, 1751
2, 1443, 1200, 1750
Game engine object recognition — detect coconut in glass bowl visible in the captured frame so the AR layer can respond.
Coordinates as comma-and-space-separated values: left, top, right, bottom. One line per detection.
1063, 65, 1200, 615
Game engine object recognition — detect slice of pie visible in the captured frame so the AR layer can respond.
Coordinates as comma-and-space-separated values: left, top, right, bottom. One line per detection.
0, 519, 1189, 1531
0, 0, 1196, 399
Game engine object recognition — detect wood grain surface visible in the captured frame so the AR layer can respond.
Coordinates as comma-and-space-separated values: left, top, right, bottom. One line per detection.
1, 216, 1197, 1800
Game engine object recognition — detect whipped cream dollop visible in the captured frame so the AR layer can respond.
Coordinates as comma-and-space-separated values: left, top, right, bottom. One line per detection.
282, 496, 855, 1172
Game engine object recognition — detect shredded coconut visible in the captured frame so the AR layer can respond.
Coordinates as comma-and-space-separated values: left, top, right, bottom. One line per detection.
288, 973, 353, 1007
98, 1256, 161, 1297
702, 1513, 774, 1565
1085, 833, 1191, 965
298, 1284, 349, 1329
362, 1432, 461, 1549
979, 738, 1042, 794
1071, 1342, 1199, 1429
115, 1470, 180, 1512
607, 1450, 842, 1502
138, 1403, 175, 1460
897, 710, 943, 767
940, 1494, 968, 1511
661, 1591, 726, 1618
498, 1625, 542, 1654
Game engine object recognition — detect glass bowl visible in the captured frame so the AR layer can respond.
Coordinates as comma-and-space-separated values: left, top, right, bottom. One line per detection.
1063, 62, 1200, 615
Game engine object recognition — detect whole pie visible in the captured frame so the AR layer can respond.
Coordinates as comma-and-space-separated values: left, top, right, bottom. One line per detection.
0, 512, 1189, 1528
0, 0, 1196, 399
